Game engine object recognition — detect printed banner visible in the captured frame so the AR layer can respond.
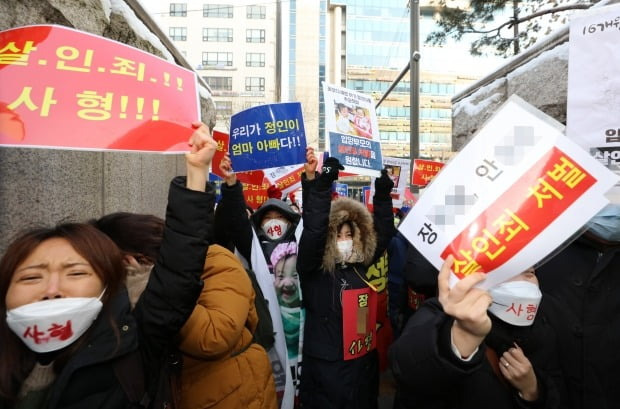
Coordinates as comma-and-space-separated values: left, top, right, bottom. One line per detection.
229, 102, 307, 172
342, 287, 377, 361
0, 25, 199, 152
242, 178, 271, 209
398, 96, 619, 289
368, 157, 411, 210
412, 159, 444, 187
323, 83, 382, 177
567, 3, 620, 202
264, 164, 304, 197
334, 182, 348, 197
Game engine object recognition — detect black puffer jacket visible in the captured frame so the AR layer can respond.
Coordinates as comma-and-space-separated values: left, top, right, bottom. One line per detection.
536, 233, 620, 409
4, 177, 213, 409
297, 175, 395, 409
390, 298, 566, 409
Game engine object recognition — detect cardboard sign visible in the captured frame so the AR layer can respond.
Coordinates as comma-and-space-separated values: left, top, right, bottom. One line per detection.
229, 102, 307, 172
398, 96, 619, 289
567, 3, 620, 202
0, 25, 199, 152
323, 83, 382, 177
412, 159, 444, 186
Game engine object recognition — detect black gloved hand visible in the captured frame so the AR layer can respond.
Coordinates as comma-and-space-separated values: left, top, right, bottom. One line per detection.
374, 169, 394, 200
316, 157, 344, 190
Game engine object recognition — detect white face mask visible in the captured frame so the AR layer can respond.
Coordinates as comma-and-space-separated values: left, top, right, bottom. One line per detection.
488, 281, 542, 327
262, 219, 289, 240
337, 239, 353, 261
6, 290, 105, 353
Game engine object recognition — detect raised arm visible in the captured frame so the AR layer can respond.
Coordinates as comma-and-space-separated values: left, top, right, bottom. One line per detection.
371, 169, 396, 259
134, 121, 216, 373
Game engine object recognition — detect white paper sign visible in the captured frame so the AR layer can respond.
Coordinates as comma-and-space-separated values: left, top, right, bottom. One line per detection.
567, 3, 620, 202
369, 156, 411, 209
322, 82, 383, 177
399, 95, 619, 289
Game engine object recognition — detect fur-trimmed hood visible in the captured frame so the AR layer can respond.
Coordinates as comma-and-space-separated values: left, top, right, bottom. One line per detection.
322, 197, 377, 272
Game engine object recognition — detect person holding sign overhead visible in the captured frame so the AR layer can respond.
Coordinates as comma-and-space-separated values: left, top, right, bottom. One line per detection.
0, 123, 216, 408
390, 256, 567, 409
297, 148, 396, 409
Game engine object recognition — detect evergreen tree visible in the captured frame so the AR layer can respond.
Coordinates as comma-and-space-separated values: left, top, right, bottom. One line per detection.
425, 0, 597, 57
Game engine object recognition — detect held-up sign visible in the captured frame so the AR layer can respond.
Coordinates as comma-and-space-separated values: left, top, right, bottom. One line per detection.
412, 159, 444, 187
229, 102, 307, 172
0, 25, 199, 152
398, 95, 619, 289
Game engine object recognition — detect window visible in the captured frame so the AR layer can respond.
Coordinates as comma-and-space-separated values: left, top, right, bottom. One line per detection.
169, 27, 187, 41
204, 76, 232, 91
247, 5, 266, 19
169, 3, 187, 17
202, 52, 233, 67
203, 28, 232, 42
246, 29, 265, 43
244, 101, 263, 109
246, 53, 265, 67
245, 77, 265, 91
215, 100, 233, 116
203, 4, 233, 18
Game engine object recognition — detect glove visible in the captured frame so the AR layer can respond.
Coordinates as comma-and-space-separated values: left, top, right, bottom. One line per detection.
316, 157, 344, 190
374, 169, 394, 200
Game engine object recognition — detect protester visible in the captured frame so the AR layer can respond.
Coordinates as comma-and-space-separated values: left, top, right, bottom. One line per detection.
296, 149, 396, 409
390, 257, 566, 409
216, 153, 303, 407
0, 122, 216, 408
536, 203, 620, 409
94, 213, 278, 409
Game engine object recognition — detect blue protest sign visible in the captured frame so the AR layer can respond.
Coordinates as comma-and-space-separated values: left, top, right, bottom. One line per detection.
334, 182, 348, 197
229, 102, 307, 172
329, 131, 383, 176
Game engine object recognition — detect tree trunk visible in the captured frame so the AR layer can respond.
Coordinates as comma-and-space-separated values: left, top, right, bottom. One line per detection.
513, 0, 520, 54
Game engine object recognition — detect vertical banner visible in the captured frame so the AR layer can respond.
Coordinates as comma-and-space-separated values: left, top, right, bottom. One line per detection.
229, 102, 307, 172
0, 25, 199, 152
567, 3, 620, 202
322, 82, 382, 177
398, 96, 619, 289
412, 159, 444, 187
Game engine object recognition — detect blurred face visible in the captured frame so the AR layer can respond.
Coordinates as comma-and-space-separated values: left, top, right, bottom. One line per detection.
261, 210, 289, 228
5, 238, 104, 310
337, 223, 353, 242
338, 106, 349, 115
356, 108, 364, 117
507, 268, 538, 286
274, 256, 300, 308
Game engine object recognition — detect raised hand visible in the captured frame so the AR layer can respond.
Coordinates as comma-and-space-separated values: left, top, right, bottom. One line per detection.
186, 121, 217, 192
438, 256, 492, 358
304, 146, 318, 180
219, 152, 237, 187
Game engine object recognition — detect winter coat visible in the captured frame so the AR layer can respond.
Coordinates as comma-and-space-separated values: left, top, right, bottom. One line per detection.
215, 182, 300, 267
177, 245, 277, 409
296, 176, 395, 409
390, 298, 565, 409
1, 177, 213, 409
536, 233, 620, 409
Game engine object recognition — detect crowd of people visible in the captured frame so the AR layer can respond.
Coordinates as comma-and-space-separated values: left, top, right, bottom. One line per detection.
1, 122, 619, 409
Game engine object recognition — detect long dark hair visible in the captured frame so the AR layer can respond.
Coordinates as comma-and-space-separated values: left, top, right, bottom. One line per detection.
92, 212, 164, 264
0, 223, 125, 402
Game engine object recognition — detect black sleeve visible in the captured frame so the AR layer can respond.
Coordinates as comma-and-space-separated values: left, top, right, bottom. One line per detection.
389, 298, 484, 393
372, 194, 397, 261
214, 181, 253, 263
403, 244, 439, 299
297, 173, 331, 276
133, 176, 214, 375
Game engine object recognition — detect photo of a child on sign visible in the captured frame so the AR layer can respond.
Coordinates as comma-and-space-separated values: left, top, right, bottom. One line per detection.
352, 106, 373, 138
335, 102, 356, 135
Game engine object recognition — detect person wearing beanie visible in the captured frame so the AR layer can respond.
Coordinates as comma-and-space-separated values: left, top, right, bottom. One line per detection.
216, 153, 304, 408
296, 148, 397, 409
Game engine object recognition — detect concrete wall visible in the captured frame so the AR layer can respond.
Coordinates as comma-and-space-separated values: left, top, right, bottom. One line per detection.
0, 0, 214, 254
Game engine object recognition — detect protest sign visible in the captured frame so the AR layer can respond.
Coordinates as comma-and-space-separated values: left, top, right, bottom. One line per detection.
264, 164, 304, 197
334, 182, 348, 197
242, 178, 271, 209
323, 83, 382, 177
211, 130, 264, 185
229, 102, 306, 172
367, 157, 411, 210
567, 3, 620, 202
399, 95, 619, 289
0, 25, 199, 152
412, 159, 444, 187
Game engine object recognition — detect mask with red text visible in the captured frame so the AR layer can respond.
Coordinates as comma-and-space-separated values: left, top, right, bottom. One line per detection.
262, 219, 289, 240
